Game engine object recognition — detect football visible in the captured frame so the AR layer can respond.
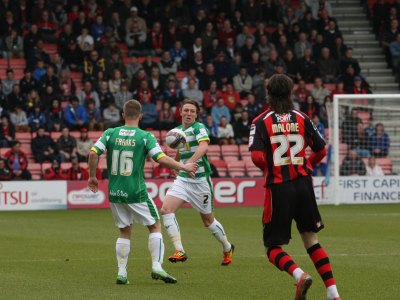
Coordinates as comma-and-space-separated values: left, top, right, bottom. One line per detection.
165, 128, 187, 149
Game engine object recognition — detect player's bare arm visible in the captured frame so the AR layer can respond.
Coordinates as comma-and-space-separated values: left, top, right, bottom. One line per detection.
88, 150, 99, 193
158, 155, 198, 177
187, 140, 208, 163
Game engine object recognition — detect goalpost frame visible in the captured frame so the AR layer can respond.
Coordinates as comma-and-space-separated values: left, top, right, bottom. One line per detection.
332, 94, 400, 205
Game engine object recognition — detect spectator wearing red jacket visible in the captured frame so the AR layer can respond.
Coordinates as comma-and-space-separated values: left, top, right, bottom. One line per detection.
4, 141, 32, 180
223, 83, 241, 111
66, 155, 89, 180
153, 165, 174, 179
43, 159, 69, 180
203, 80, 223, 111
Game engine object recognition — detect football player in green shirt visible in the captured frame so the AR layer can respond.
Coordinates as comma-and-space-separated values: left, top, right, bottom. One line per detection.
88, 100, 197, 285
161, 99, 234, 266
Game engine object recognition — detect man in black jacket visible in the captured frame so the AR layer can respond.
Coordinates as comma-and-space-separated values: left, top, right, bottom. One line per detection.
31, 127, 57, 163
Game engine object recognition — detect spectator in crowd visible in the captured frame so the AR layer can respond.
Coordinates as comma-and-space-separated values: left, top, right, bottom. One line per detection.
125, 6, 147, 34
77, 27, 94, 56
347, 76, 372, 95
371, 123, 390, 157
83, 50, 105, 82
203, 80, 223, 112
317, 47, 339, 83
0, 158, 12, 180
301, 95, 320, 120
310, 77, 331, 105
366, 156, 385, 176
148, 66, 165, 99
114, 82, 132, 111
78, 80, 100, 107
33, 59, 46, 81
234, 111, 251, 145
233, 66, 253, 98
4, 140, 32, 180
2, 68, 19, 96
97, 80, 115, 110
10, 105, 29, 132
204, 114, 218, 145
46, 98, 64, 132
42, 159, 68, 180
8, 83, 26, 111
140, 94, 158, 129
223, 83, 241, 111
163, 79, 182, 108
342, 108, 362, 144
126, 56, 142, 80
133, 79, 154, 103
349, 123, 371, 158
125, 21, 147, 56
294, 32, 312, 59
182, 78, 203, 106
217, 116, 235, 145
5, 29, 24, 58
340, 47, 361, 76
293, 79, 310, 105
330, 81, 346, 98
244, 93, 263, 121
158, 51, 178, 78
0, 115, 15, 147
76, 128, 93, 162
64, 40, 84, 72
311, 114, 327, 176
59, 69, 76, 100
37, 10, 57, 43
153, 164, 174, 179
211, 97, 231, 127
86, 99, 103, 131
66, 155, 89, 180
106, 51, 127, 79
390, 32, 400, 76
103, 102, 121, 129
298, 48, 319, 83
159, 101, 175, 131
108, 69, 128, 95
64, 96, 89, 130
57, 127, 78, 162
28, 105, 46, 132
20, 68, 37, 96
170, 40, 187, 70
31, 127, 57, 163
340, 149, 366, 176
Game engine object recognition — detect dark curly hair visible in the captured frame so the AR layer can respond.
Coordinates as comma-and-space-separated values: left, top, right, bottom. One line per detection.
267, 74, 294, 114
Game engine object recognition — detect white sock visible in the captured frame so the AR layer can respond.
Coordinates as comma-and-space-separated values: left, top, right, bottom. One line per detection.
292, 267, 305, 281
327, 285, 340, 299
162, 213, 184, 251
116, 238, 130, 276
148, 232, 164, 271
207, 219, 231, 252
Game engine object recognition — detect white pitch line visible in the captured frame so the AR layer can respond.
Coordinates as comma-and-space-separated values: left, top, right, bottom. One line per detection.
2, 253, 400, 263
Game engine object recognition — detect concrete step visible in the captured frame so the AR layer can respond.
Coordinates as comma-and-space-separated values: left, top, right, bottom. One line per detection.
371, 82, 399, 89
360, 61, 388, 69
339, 20, 370, 27
353, 47, 383, 55
341, 27, 373, 34
346, 40, 380, 47
343, 33, 376, 41
364, 69, 393, 77
339, 14, 367, 21
367, 76, 396, 83
353, 54, 385, 60
333, 7, 364, 14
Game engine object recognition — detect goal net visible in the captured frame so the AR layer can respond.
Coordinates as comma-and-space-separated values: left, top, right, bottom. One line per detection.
318, 94, 400, 205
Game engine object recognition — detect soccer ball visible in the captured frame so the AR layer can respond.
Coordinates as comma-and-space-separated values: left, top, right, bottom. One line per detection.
165, 128, 186, 149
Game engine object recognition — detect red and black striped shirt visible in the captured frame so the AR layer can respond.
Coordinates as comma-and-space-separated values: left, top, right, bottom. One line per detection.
249, 109, 325, 185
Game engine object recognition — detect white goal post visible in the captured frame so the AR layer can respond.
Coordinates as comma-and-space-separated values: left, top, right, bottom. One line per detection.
328, 94, 400, 205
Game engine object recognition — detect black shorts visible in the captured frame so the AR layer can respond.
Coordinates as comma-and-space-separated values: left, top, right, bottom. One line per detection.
262, 175, 324, 248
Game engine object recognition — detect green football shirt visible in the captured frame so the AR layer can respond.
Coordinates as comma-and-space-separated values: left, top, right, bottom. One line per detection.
91, 126, 165, 203
176, 121, 211, 181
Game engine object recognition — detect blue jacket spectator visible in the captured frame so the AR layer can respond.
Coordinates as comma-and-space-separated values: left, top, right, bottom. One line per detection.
211, 98, 231, 127
371, 123, 390, 157
140, 94, 158, 129
28, 106, 46, 132
64, 97, 89, 130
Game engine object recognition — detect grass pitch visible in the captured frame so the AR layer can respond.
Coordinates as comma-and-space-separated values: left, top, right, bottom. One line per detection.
1, 205, 400, 300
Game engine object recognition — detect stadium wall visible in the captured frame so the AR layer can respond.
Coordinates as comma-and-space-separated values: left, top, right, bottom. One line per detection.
1, 177, 399, 211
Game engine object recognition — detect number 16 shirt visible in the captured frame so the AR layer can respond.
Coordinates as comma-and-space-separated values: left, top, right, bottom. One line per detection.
249, 110, 326, 185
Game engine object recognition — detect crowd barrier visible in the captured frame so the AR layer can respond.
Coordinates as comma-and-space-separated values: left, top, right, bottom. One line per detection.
0, 177, 399, 211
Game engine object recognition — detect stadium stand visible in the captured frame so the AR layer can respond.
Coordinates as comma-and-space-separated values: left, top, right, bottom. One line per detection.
0, 0, 397, 179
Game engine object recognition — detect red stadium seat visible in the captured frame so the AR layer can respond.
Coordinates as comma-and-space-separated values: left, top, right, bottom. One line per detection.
144, 161, 154, 178
239, 144, 250, 160
245, 161, 263, 177
376, 157, 393, 175
43, 43, 58, 55
16, 132, 32, 144
29, 163, 43, 180
221, 145, 239, 160
51, 131, 63, 141
211, 159, 227, 177
207, 145, 221, 160
79, 162, 88, 169
88, 131, 103, 141
226, 160, 246, 177
61, 162, 72, 169
70, 131, 81, 139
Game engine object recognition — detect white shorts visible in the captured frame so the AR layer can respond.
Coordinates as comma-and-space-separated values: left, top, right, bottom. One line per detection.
166, 177, 214, 214
110, 195, 160, 228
